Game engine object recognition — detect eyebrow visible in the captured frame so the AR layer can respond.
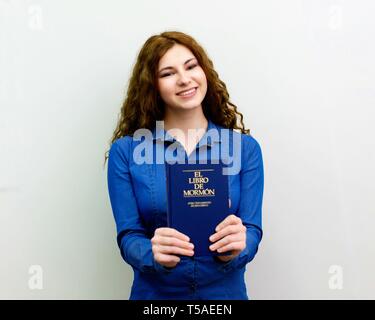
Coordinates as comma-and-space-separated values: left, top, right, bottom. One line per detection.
158, 58, 197, 73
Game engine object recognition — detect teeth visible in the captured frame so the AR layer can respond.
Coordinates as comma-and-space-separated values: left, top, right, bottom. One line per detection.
178, 88, 196, 96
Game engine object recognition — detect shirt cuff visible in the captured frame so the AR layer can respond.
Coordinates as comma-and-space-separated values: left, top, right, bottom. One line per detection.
152, 258, 174, 274
213, 254, 240, 272
213, 246, 251, 272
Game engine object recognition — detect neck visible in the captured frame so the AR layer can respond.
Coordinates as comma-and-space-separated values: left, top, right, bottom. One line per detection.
163, 106, 208, 135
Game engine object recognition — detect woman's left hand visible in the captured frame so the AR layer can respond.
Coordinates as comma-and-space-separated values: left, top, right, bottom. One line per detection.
209, 214, 247, 262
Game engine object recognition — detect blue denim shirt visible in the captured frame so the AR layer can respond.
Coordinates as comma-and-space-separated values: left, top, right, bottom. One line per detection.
107, 119, 264, 300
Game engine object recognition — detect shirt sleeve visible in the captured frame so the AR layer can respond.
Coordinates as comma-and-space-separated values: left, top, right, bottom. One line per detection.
107, 138, 171, 274
218, 135, 264, 271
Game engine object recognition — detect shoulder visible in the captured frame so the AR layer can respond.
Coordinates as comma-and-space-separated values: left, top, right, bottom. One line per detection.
112, 135, 133, 148
241, 133, 262, 153
109, 135, 134, 161
240, 133, 263, 168
215, 123, 261, 153
213, 122, 261, 150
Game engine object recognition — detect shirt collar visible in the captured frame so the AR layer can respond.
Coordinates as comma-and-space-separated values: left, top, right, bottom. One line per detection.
152, 118, 222, 147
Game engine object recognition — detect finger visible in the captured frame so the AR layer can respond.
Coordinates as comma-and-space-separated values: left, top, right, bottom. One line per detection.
157, 245, 194, 257
154, 252, 181, 265
215, 214, 241, 232
209, 224, 245, 243
209, 234, 243, 252
155, 228, 190, 242
157, 236, 194, 250
216, 241, 246, 253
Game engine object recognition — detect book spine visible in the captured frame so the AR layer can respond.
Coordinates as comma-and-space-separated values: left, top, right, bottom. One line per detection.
165, 162, 171, 227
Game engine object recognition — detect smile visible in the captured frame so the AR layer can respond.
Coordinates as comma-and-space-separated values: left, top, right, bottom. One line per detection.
177, 87, 197, 98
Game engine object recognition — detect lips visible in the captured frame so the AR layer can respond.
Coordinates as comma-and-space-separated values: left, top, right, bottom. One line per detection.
176, 87, 198, 95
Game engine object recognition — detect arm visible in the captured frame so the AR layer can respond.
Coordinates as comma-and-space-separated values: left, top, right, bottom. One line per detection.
107, 138, 169, 273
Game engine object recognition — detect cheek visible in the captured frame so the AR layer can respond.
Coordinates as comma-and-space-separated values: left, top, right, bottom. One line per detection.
197, 75, 207, 95
196, 69, 207, 86
158, 81, 175, 99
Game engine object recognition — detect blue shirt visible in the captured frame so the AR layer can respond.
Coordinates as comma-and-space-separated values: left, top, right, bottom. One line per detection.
107, 119, 264, 300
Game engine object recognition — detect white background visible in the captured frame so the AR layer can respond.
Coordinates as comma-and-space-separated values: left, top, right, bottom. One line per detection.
1, 0, 374, 299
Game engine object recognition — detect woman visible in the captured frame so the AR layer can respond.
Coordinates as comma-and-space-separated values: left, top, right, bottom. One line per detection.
105, 31, 264, 300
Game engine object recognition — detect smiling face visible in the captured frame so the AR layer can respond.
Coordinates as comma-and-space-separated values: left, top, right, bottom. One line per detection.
157, 44, 207, 114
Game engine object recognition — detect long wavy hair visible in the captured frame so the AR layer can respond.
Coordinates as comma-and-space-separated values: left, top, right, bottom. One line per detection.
103, 30, 250, 167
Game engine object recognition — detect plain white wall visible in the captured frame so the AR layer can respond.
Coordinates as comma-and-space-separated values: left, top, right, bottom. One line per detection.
1, 0, 374, 299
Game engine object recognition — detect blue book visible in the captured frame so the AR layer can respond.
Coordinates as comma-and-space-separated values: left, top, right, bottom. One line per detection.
165, 162, 230, 257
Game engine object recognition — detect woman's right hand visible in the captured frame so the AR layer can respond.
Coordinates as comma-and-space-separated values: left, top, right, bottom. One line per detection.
151, 227, 194, 268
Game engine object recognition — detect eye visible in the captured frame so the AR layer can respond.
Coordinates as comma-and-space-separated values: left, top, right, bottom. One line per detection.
160, 64, 198, 78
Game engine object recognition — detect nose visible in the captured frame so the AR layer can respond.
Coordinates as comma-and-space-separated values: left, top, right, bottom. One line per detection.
176, 70, 191, 86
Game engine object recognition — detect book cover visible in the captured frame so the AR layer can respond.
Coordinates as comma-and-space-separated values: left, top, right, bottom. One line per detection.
165, 162, 230, 257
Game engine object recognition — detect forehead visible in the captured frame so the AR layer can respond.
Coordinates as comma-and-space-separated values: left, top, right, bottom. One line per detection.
158, 44, 195, 66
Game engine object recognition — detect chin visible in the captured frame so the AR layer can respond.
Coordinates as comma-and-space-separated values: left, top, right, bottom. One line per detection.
175, 98, 204, 109
177, 102, 202, 110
